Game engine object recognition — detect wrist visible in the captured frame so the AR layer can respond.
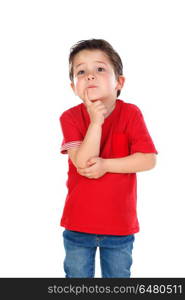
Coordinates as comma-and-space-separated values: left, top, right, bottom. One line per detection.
102, 158, 110, 173
90, 122, 102, 128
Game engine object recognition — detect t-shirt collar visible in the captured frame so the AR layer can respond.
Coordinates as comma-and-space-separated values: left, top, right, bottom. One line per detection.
82, 99, 118, 124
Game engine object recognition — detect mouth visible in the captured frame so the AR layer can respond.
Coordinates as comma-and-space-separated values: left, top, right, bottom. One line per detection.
87, 86, 97, 89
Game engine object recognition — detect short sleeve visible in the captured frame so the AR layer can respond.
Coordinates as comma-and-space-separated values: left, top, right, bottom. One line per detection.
128, 105, 158, 155
59, 110, 83, 154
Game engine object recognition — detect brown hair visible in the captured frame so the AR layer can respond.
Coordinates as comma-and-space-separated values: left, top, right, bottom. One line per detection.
69, 39, 123, 97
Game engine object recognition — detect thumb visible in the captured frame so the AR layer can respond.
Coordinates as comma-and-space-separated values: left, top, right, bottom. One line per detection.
87, 157, 98, 165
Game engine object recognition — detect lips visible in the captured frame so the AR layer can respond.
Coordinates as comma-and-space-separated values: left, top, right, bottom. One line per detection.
87, 85, 97, 88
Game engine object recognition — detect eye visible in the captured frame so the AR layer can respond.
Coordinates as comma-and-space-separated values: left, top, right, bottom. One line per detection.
77, 70, 84, 75
97, 67, 105, 72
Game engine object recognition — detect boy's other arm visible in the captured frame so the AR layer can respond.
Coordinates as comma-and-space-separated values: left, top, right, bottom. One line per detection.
104, 152, 157, 173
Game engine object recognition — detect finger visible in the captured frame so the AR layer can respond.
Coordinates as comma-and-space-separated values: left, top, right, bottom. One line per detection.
84, 89, 92, 106
96, 107, 107, 112
86, 165, 96, 171
93, 102, 104, 108
86, 173, 92, 178
87, 161, 96, 167
93, 102, 107, 111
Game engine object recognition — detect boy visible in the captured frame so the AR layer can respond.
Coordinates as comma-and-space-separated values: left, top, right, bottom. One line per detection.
59, 39, 158, 278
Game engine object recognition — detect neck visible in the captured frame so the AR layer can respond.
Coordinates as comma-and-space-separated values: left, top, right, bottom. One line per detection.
104, 100, 116, 118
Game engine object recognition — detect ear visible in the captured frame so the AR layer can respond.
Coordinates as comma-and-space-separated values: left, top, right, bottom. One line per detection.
115, 75, 125, 91
70, 82, 76, 95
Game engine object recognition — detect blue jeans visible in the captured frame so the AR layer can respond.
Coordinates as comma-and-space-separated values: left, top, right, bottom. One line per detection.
62, 229, 135, 278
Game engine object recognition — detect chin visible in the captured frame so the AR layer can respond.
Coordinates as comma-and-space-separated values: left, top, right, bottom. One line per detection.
90, 95, 105, 101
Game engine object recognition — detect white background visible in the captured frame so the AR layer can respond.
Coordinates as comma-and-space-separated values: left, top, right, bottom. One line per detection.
0, 0, 185, 277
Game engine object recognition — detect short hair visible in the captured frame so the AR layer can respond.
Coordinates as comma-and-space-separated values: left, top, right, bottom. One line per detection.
69, 39, 123, 97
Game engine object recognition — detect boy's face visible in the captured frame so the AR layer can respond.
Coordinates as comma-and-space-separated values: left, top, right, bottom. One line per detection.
70, 50, 125, 104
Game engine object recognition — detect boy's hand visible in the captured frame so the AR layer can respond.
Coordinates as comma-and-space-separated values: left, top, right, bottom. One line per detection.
84, 89, 107, 126
77, 156, 107, 179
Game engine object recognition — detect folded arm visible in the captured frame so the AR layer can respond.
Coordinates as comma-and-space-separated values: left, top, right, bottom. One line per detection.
76, 152, 157, 179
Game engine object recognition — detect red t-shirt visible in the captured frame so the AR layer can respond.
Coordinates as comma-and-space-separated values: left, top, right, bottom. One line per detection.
59, 99, 158, 235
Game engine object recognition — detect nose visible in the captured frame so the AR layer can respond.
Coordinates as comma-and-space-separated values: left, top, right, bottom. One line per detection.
87, 74, 95, 80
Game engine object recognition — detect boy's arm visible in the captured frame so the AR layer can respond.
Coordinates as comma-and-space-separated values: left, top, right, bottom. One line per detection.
103, 152, 157, 173
101, 105, 158, 174
74, 90, 107, 169
74, 122, 102, 168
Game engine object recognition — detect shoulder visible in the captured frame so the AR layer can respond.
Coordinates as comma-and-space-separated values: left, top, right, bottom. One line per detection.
59, 103, 83, 122
117, 99, 142, 117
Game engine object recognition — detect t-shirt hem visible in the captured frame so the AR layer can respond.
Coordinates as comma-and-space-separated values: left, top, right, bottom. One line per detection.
60, 221, 139, 236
